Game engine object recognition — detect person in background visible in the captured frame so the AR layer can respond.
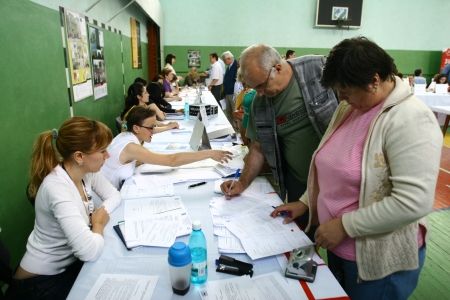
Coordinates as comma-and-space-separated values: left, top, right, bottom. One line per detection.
221, 51, 239, 128
185, 67, 201, 86
8, 117, 120, 299
101, 106, 232, 189
207, 53, 224, 104
427, 74, 448, 92
221, 44, 338, 206
413, 68, 427, 84
285, 49, 296, 60
441, 63, 450, 82
272, 37, 442, 299
147, 82, 183, 114
161, 67, 182, 102
234, 69, 256, 145
121, 82, 179, 133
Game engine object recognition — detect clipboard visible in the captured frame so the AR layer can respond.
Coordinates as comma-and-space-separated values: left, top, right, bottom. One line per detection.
113, 222, 133, 251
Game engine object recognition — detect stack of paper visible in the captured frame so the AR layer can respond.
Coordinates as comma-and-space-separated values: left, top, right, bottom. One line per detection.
122, 196, 192, 248
120, 175, 174, 200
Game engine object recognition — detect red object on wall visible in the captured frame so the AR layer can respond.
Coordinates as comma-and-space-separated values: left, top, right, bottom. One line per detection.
440, 48, 450, 71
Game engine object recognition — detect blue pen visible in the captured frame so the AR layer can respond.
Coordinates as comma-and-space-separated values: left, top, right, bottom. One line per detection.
272, 205, 290, 217
227, 168, 240, 194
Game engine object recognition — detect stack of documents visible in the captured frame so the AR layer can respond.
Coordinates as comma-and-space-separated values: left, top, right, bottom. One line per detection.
122, 196, 192, 248
120, 175, 174, 200
213, 145, 247, 177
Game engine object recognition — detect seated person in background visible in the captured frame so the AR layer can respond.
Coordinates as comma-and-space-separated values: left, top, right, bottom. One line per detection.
121, 82, 179, 132
147, 82, 183, 114
101, 106, 232, 188
427, 74, 448, 92
161, 67, 182, 102
8, 117, 120, 299
185, 67, 201, 86
413, 68, 427, 84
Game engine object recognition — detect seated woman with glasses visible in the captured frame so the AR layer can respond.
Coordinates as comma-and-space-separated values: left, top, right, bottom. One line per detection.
8, 117, 120, 299
121, 82, 179, 132
102, 106, 232, 189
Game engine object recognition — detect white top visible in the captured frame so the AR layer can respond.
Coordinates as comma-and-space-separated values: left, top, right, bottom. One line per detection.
20, 165, 121, 275
101, 132, 140, 189
209, 61, 224, 86
164, 63, 176, 75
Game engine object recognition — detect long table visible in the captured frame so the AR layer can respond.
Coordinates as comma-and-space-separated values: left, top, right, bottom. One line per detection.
67, 90, 348, 299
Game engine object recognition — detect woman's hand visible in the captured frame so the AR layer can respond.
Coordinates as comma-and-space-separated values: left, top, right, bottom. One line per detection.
168, 121, 179, 129
209, 150, 232, 163
270, 202, 308, 224
91, 206, 110, 235
314, 217, 348, 250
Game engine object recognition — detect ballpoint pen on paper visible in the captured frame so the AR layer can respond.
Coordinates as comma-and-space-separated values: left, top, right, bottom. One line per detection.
227, 169, 240, 195
272, 206, 291, 218
188, 181, 206, 188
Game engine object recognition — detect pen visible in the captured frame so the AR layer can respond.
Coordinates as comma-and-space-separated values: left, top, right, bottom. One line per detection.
227, 168, 240, 195
188, 181, 206, 188
272, 205, 290, 217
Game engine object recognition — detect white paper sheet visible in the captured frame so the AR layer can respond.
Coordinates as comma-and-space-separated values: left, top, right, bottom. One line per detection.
199, 272, 301, 300
120, 175, 174, 200
124, 196, 183, 219
85, 274, 158, 300
124, 218, 177, 247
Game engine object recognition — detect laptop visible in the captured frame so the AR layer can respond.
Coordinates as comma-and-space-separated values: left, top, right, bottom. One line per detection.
189, 116, 211, 151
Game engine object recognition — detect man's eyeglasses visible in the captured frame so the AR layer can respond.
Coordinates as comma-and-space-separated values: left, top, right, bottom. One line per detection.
140, 124, 155, 131
253, 67, 275, 92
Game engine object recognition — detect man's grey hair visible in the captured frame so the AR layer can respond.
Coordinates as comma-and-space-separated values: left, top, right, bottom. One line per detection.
221, 51, 234, 60
239, 44, 281, 80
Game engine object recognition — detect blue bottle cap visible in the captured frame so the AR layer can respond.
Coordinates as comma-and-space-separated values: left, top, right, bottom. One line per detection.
168, 242, 192, 266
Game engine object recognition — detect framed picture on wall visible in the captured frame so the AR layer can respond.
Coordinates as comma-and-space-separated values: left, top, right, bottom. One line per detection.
130, 17, 142, 69
89, 25, 108, 100
187, 50, 200, 68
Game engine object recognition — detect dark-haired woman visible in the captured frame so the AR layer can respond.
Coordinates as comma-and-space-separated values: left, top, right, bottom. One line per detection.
102, 106, 232, 189
272, 37, 442, 299
147, 82, 183, 115
8, 117, 120, 299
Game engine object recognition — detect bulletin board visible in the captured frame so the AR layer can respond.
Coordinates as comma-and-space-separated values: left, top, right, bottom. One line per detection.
315, 0, 363, 28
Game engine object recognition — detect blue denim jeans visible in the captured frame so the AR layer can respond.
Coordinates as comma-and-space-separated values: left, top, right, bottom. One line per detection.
327, 246, 426, 300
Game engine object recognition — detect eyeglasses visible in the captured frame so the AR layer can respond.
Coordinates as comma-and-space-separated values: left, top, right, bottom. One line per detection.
253, 67, 275, 93
139, 124, 155, 131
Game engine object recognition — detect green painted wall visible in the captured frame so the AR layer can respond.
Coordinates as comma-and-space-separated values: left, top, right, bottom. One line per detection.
165, 45, 442, 81
0, 0, 148, 265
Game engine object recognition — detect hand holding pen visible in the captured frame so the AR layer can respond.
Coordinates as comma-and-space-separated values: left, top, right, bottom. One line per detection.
270, 202, 308, 224
222, 169, 241, 199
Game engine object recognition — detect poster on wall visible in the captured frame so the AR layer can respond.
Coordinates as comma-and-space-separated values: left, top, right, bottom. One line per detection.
89, 26, 108, 100
64, 9, 93, 101
130, 17, 142, 69
188, 50, 201, 68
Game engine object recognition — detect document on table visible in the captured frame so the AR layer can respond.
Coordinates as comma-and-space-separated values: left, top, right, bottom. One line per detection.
199, 272, 301, 300
124, 196, 183, 219
124, 218, 177, 247
85, 274, 158, 300
120, 175, 174, 200
225, 205, 313, 260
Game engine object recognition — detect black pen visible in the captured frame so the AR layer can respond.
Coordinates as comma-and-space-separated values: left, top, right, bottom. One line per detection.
188, 181, 206, 188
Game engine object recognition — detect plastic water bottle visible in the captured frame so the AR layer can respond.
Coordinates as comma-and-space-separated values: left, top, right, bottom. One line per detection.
184, 101, 190, 121
188, 220, 207, 284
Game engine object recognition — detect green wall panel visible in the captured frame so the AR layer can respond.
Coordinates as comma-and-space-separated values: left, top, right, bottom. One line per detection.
165, 45, 442, 81
0, 0, 149, 265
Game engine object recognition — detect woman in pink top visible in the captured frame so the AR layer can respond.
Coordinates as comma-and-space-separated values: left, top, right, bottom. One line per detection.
272, 37, 442, 299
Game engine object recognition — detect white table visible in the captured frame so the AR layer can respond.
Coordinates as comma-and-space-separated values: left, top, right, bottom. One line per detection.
416, 93, 450, 134
67, 92, 348, 299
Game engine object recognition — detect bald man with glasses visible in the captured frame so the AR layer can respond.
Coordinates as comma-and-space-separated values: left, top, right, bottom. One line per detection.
221, 44, 338, 209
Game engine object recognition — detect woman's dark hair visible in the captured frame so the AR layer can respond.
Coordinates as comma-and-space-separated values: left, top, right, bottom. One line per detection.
147, 82, 164, 101
125, 106, 156, 132
210, 53, 218, 60
134, 77, 147, 86
321, 36, 397, 89
121, 82, 146, 118
285, 50, 295, 58
414, 69, 422, 76
165, 54, 176, 65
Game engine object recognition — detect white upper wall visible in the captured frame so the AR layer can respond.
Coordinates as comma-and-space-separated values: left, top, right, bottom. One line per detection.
160, 0, 449, 50
30, 0, 163, 42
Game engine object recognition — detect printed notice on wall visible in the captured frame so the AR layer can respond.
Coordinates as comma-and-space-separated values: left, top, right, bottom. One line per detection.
89, 26, 108, 100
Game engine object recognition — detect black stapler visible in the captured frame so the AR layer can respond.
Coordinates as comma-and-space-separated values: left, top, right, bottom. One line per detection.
215, 255, 253, 277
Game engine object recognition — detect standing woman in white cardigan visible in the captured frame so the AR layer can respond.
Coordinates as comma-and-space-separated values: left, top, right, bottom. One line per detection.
272, 37, 442, 299
8, 117, 120, 299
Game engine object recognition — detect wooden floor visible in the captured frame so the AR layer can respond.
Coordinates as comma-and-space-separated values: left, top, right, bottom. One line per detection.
411, 133, 450, 299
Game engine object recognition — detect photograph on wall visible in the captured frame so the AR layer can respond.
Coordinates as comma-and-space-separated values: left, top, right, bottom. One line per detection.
63, 9, 93, 101
130, 17, 142, 69
89, 26, 108, 100
187, 50, 200, 68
